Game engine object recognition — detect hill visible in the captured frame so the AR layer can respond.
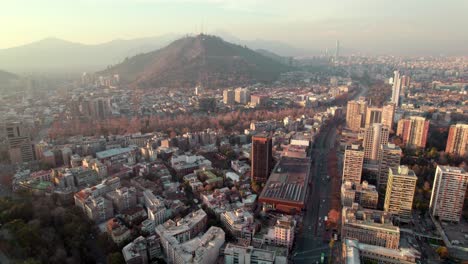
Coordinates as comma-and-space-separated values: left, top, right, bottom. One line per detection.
101, 34, 291, 88
0, 70, 19, 91
0, 35, 178, 73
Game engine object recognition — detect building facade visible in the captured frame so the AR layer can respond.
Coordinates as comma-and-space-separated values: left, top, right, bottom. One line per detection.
429, 166, 468, 223
396, 116, 429, 149
384, 166, 417, 223
445, 123, 468, 156
251, 134, 273, 183
342, 144, 365, 184
363, 123, 389, 163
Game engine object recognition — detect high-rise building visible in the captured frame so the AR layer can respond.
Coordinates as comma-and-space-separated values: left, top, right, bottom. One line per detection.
445, 123, 468, 156
429, 166, 468, 223
342, 144, 365, 184
5, 122, 35, 164
384, 166, 417, 223
251, 134, 273, 183
91, 97, 111, 119
400, 75, 411, 97
223, 89, 235, 105
378, 144, 402, 207
382, 103, 396, 131
391, 71, 402, 107
346, 99, 368, 131
365, 107, 382, 128
341, 205, 400, 249
335, 40, 340, 63
234, 87, 250, 104
396, 116, 430, 149
363, 123, 389, 163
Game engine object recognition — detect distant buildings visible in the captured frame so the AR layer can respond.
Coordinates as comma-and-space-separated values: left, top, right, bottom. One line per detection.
251, 134, 273, 183
259, 156, 311, 214
430, 166, 468, 223
235, 87, 250, 104
341, 181, 378, 209
170, 154, 212, 177
5, 122, 35, 164
384, 166, 417, 223
342, 144, 365, 184
250, 95, 268, 108
391, 71, 402, 107
396, 116, 429, 149
223, 89, 235, 105
363, 123, 389, 163
342, 205, 400, 249
445, 123, 468, 156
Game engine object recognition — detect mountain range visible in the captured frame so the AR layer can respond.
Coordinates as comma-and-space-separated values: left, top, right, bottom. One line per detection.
101, 34, 291, 88
0, 34, 178, 73
0, 33, 307, 74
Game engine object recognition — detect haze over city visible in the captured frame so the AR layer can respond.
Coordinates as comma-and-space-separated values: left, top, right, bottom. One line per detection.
2, 0, 468, 55
0, 1, 467, 264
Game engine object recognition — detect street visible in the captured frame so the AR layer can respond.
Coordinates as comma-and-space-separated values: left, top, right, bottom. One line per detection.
293, 122, 338, 264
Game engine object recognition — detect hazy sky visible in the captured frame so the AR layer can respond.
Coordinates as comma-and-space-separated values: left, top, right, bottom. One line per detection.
2, 0, 468, 54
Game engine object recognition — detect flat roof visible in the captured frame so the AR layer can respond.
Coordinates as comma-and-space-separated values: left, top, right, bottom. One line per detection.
259, 156, 311, 204
96, 147, 133, 159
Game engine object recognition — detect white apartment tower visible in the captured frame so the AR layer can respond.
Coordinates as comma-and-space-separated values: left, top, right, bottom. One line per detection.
430, 166, 468, 223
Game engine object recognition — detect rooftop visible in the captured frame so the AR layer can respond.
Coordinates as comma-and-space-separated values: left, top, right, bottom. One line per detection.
96, 147, 133, 159
260, 156, 311, 203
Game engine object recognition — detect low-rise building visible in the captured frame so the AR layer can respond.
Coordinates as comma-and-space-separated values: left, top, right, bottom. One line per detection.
224, 244, 286, 264
341, 181, 378, 209
220, 208, 256, 241
156, 209, 208, 260
341, 205, 400, 249
342, 239, 420, 264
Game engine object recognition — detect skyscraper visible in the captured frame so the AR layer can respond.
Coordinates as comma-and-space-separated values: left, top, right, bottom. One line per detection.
342, 144, 365, 184
346, 99, 368, 131
445, 123, 468, 156
6, 122, 35, 164
391, 71, 402, 107
381, 103, 395, 131
384, 166, 417, 223
377, 144, 402, 207
430, 166, 468, 223
335, 40, 340, 63
251, 134, 273, 183
396, 116, 430, 148
363, 123, 389, 163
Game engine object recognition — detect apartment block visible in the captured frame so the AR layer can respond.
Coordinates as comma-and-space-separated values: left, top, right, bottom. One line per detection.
384, 166, 417, 223
429, 166, 468, 223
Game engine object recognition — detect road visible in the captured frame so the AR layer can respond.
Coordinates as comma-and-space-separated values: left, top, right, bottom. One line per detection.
293, 122, 338, 264
293, 81, 368, 263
